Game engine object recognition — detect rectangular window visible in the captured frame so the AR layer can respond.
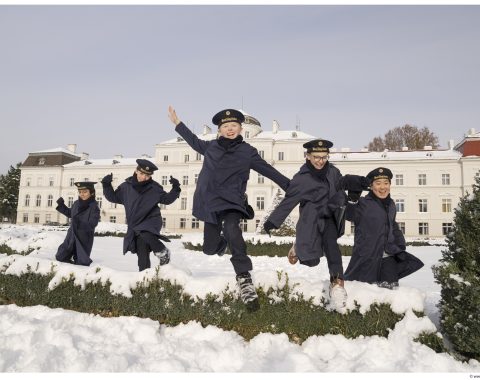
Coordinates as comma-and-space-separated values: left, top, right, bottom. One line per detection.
25, 195, 31, 207
181, 197, 187, 210
194, 174, 199, 184
26, 178, 31, 187
163, 155, 168, 162
418, 199, 428, 213
239, 219, 248, 232
255, 219, 260, 230
162, 217, 166, 227
395, 174, 404, 186
182, 176, 189, 186
256, 196, 265, 210
191, 218, 200, 229
196, 153, 202, 161
398, 222, 406, 235
34, 214, 40, 223
350, 222, 355, 235
395, 199, 405, 213
278, 152, 284, 161
258, 174, 264, 184
180, 218, 186, 229
258, 150, 264, 159
184, 154, 189, 163
418, 174, 427, 186
96, 197, 102, 209
68, 197, 74, 208
110, 216, 116, 223
442, 223, 453, 236
418, 222, 429, 236
36, 195, 41, 207
70, 178, 75, 187
442, 199, 452, 213
442, 174, 450, 186
49, 177, 54, 187
161, 176, 168, 186
23, 213, 28, 223
47, 195, 53, 207
45, 214, 51, 223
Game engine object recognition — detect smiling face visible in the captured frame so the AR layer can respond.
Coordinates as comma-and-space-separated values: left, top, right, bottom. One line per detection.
78, 189, 93, 201
306, 152, 329, 170
371, 178, 391, 199
218, 121, 243, 139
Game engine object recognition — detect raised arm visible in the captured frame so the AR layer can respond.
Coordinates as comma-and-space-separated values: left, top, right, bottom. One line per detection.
158, 176, 182, 205
250, 152, 290, 191
101, 173, 124, 204
55, 197, 71, 218
169, 105, 209, 154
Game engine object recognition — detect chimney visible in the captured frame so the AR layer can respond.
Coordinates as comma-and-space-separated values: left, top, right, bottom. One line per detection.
272, 120, 280, 134
113, 154, 123, 160
67, 144, 77, 153
448, 140, 455, 150
203, 125, 211, 135
468, 128, 476, 136
81, 152, 89, 160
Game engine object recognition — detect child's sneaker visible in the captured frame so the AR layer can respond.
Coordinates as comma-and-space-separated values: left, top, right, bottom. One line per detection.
377, 281, 399, 290
236, 272, 259, 311
329, 278, 347, 312
288, 244, 298, 265
154, 247, 171, 266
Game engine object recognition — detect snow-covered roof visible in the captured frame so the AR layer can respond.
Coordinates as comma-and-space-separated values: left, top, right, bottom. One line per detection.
29, 147, 81, 156
255, 130, 315, 141
63, 158, 139, 168
329, 149, 462, 161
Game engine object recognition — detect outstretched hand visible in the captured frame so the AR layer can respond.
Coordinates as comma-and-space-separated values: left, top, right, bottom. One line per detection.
102, 173, 113, 184
169, 175, 181, 189
168, 106, 180, 126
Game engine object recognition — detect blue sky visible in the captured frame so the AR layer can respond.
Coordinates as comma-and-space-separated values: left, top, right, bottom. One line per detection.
1, 5, 479, 174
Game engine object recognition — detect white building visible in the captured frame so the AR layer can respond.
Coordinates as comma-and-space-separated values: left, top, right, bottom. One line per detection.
16, 114, 480, 238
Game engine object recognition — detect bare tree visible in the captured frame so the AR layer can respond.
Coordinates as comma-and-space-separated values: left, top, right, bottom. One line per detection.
367, 124, 439, 151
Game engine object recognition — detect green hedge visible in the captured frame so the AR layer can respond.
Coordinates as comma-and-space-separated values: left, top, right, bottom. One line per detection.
0, 269, 409, 342
183, 241, 354, 257
0, 244, 35, 256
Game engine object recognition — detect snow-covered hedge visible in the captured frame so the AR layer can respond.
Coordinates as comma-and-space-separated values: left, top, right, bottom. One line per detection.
0, 254, 442, 348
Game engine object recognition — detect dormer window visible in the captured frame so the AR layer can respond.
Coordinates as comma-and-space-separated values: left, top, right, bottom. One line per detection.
38, 157, 46, 165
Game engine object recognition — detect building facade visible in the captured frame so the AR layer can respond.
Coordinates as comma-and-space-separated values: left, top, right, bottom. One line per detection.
16, 115, 480, 238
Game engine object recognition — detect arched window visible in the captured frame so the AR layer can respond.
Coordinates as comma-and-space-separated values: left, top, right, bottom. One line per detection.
47, 195, 53, 207
25, 194, 30, 207
36, 194, 42, 207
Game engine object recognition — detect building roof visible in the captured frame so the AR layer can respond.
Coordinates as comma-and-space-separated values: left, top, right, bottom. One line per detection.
63, 158, 140, 168
29, 147, 81, 156
329, 148, 462, 162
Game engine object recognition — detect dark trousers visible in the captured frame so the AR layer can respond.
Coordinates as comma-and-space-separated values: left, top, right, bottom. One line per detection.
380, 256, 400, 283
135, 231, 166, 272
203, 211, 252, 275
299, 217, 344, 280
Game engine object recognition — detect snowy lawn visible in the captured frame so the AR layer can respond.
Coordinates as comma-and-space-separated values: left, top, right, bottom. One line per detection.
0, 223, 479, 372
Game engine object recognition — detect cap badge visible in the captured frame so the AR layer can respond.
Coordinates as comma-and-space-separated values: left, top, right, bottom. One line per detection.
318, 141, 323, 146
226, 111, 231, 116
146, 166, 150, 170
379, 168, 384, 173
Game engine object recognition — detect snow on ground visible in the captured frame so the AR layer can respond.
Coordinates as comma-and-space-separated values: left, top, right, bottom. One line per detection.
0, 224, 479, 372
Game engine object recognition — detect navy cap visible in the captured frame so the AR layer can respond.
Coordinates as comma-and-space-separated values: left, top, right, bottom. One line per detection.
75, 181, 97, 191
367, 167, 393, 183
212, 109, 245, 128
303, 139, 333, 153
136, 159, 158, 175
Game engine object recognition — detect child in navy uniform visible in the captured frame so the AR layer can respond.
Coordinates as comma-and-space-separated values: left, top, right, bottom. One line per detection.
102, 159, 181, 271
55, 181, 100, 266
344, 167, 424, 288
168, 106, 290, 310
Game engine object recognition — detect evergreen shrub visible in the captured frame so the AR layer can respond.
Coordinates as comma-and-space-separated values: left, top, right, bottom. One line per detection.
433, 176, 480, 361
